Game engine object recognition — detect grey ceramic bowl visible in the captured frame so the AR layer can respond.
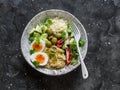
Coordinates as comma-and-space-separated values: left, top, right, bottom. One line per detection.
21, 9, 88, 76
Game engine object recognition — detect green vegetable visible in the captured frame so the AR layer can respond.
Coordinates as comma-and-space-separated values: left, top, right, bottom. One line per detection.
30, 25, 48, 34
67, 22, 70, 28
46, 40, 52, 47
47, 29, 53, 35
30, 49, 36, 55
69, 38, 78, 59
44, 19, 52, 27
35, 37, 40, 44
70, 32, 74, 37
71, 50, 78, 58
71, 58, 78, 66
29, 32, 41, 42
70, 39, 77, 49
41, 25, 48, 33
30, 25, 42, 34
35, 33, 40, 44
49, 51, 55, 56
32, 61, 40, 67
51, 37, 57, 44
29, 28, 36, 34
29, 34, 35, 42
61, 32, 66, 40
33, 32, 40, 37
67, 28, 72, 33
35, 25, 42, 33
67, 22, 73, 35
40, 33, 48, 41
62, 39, 69, 49
79, 39, 85, 47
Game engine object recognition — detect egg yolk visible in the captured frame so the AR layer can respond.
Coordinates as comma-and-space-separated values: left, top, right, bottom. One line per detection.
35, 54, 45, 64
32, 43, 42, 51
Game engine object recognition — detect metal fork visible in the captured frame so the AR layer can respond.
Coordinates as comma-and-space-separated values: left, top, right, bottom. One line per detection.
71, 22, 88, 79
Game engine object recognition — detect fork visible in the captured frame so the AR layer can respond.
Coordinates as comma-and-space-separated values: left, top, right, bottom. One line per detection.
71, 22, 88, 79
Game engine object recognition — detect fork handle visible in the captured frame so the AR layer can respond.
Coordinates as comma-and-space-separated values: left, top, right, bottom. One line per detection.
77, 43, 88, 79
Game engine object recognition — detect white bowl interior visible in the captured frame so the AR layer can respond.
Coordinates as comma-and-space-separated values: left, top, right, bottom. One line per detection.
21, 9, 88, 76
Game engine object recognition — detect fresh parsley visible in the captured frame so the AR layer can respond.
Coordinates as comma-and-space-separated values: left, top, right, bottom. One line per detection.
71, 50, 78, 58
70, 39, 77, 49
79, 39, 85, 47
67, 22, 73, 35
44, 19, 52, 27
29, 32, 40, 42
61, 32, 66, 40
70, 39, 78, 59
30, 49, 36, 55
35, 37, 40, 44
29, 34, 35, 42
71, 58, 78, 66
32, 61, 40, 67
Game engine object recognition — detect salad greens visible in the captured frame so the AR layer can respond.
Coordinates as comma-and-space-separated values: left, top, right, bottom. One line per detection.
29, 32, 40, 42
69, 38, 78, 64
67, 23, 72, 35
62, 39, 69, 49
40, 33, 48, 41
41, 25, 48, 33
32, 61, 40, 67
35, 37, 40, 44
44, 19, 52, 27
29, 34, 35, 42
61, 32, 66, 40
79, 39, 85, 47
30, 49, 36, 55
71, 58, 78, 66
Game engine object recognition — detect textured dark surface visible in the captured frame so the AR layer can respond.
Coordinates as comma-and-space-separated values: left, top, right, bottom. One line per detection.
0, 0, 120, 90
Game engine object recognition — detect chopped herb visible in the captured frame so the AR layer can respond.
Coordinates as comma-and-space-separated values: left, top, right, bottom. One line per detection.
30, 49, 36, 55
67, 22, 70, 28
67, 22, 73, 35
71, 51, 78, 58
61, 32, 66, 40
71, 58, 78, 66
70, 39, 77, 49
79, 39, 85, 47
31, 32, 40, 44
33, 32, 40, 37
67, 28, 72, 33
70, 38, 78, 59
49, 51, 55, 56
29, 35, 35, 42
44, 19, 52, 27
29, 32, 40, 42
32, 61, 40, 67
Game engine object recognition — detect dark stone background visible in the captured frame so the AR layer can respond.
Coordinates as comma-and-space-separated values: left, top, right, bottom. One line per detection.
0, 0, 120, 90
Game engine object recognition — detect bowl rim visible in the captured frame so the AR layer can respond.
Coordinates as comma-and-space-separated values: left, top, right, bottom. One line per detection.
21, 9, 88, 76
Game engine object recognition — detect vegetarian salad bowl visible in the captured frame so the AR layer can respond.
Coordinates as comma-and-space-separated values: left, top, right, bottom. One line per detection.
21, 9, 88, 76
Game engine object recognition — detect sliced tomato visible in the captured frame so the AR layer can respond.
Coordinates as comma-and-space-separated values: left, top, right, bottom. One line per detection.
57, 39, 64, 48
65, 48, 72, 65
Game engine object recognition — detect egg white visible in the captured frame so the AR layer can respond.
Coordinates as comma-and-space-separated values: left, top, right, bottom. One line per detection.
30, 39, 45, 52
30, 52, 49, 66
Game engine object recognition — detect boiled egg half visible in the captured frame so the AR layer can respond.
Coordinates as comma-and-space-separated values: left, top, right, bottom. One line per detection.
30, 52, 49, 66
30, 40, 45, 52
